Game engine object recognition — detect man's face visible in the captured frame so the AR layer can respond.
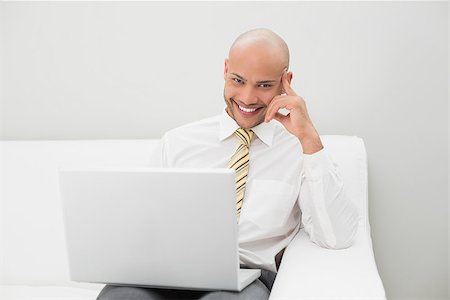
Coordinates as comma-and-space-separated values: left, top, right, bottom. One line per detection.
223, 45, 287, 129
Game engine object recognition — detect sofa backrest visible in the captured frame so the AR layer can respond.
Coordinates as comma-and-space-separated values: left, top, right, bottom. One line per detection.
0, 140, 159, 286
0, 135, 368, 286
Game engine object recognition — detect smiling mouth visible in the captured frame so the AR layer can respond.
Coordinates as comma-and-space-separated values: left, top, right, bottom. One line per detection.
233, 100, 262, 115
238, 105, 257, 113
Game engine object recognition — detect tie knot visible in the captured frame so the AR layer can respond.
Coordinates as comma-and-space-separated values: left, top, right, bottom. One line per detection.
234, 128, 254, 146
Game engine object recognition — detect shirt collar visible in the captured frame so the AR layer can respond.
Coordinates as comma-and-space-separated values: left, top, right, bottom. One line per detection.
219, 108, 275, 146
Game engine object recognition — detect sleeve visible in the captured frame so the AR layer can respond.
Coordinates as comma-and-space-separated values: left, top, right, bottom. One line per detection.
298, 147, 359, 249
147, 133, 169, 167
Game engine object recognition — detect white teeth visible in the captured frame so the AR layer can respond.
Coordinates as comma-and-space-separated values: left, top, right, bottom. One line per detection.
238, 105, 257, 113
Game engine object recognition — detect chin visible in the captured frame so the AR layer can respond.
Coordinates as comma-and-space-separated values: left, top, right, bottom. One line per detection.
235, 112, 264, 129
236, 117, 263, 129
225, 99, 264, 129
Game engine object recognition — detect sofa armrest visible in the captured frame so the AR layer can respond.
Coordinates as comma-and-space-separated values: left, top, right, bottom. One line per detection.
269, 223, 386, 300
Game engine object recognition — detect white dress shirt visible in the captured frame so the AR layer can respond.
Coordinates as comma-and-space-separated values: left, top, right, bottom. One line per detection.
149, 109, 359, 273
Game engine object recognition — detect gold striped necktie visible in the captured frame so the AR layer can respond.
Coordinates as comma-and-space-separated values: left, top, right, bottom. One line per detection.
228, 128, 254, 223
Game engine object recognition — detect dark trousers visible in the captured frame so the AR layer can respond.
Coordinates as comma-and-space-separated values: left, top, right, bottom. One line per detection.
97, 269, 277, 300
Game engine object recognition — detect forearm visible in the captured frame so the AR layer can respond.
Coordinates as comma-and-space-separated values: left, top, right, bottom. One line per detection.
299, 148, 359, 249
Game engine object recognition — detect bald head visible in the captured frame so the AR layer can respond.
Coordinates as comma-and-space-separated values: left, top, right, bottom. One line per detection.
223, 28, 293, 129
229, 28, 290, 70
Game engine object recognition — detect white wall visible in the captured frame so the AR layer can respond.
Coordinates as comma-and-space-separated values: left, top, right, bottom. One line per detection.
0, 2, 448, 299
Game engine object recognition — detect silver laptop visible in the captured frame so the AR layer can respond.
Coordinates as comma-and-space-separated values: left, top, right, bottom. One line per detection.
59, 167, 261, 291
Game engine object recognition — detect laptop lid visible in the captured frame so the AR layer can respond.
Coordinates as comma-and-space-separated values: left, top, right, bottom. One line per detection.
59, 167, 243, 291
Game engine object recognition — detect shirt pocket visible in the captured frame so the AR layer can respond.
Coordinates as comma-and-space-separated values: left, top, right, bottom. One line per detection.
242, 179, 297, 230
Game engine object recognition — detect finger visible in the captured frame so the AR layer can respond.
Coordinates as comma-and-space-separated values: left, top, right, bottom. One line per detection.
282, 71, 297, 96
273, 112, 289, 126
265, 95, 284, 122
265, 98, 294, 122
265, 97, 284, 122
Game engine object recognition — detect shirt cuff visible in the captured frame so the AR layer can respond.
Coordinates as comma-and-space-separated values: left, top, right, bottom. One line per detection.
302, 147, 335, 180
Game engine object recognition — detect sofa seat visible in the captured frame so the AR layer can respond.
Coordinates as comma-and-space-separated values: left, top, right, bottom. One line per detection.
0, 284, 103, 300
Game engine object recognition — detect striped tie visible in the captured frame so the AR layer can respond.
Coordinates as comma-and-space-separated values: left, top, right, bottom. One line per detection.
228, 128, 254, 223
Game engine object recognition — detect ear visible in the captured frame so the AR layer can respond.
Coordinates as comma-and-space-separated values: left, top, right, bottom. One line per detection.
287, 71, 293, 85
224, 58, 229, 80
281, 71, 294, 94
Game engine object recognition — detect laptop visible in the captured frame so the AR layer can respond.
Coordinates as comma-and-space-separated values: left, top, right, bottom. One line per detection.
59, 167, 261, 291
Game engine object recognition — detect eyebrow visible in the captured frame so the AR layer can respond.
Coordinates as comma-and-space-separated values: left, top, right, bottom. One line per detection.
231, 73, 277, 84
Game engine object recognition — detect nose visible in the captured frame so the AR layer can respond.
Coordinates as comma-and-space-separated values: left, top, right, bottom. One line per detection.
238, 86, 259, 106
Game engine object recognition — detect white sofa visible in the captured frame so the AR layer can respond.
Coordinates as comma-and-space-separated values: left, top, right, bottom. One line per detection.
0, 136, 386, 300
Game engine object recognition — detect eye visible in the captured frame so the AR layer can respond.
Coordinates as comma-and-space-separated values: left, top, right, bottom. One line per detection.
258, 83, 272, 88
233, 78, 243, 84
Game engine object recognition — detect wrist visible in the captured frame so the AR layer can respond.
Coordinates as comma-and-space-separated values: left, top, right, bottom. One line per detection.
298, 130, 323, 155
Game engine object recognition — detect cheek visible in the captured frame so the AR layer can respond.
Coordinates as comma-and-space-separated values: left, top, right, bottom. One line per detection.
260, 92, 277, 106
224, 85, 238, 98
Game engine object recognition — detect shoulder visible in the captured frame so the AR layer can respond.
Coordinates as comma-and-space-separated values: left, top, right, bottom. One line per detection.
163, 114, 220, 144
159, 115, 221, 167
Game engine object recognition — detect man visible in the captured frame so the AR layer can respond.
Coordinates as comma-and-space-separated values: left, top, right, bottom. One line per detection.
97, 28, 359, 300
